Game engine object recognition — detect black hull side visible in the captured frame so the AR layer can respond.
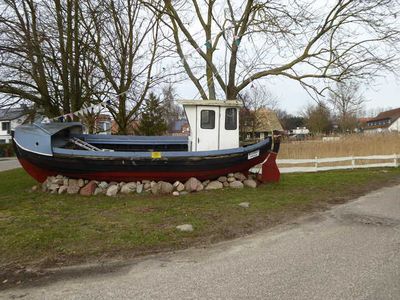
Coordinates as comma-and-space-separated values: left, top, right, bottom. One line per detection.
15, 140, 273, 182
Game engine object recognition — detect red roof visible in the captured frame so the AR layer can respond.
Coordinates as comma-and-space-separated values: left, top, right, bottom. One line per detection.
358, 117, 372, 124
371, 107, 400, 121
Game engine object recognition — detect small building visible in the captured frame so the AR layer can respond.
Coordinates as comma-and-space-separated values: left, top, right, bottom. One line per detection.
179, 100, 242, 151
0, 107, 28, 144
291, 127, 310, 135
81, 113, 112, 135
363, 108, 400, 133
169, 119, 190, 136
95, 114, 112, 134
241, 108, 283, 141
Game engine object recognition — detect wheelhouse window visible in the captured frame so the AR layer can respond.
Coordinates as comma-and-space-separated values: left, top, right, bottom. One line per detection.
200, 110, 215, 129
225, 108, 237, 130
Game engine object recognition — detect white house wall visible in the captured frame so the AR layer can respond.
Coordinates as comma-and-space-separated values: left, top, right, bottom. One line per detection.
389, 118, 400, 132
0, 116, 26, 143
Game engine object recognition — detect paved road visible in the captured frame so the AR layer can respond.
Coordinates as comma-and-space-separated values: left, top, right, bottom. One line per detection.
0, 158, 20, 172
3, 185, 400, 299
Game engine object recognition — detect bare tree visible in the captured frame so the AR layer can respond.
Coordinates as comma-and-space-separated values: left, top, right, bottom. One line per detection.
81, 0, 174, 134
328, 80, 364, 132
147, 0, 400, 101
160, 83, 184, 132
0, 0, 102, 117
239, 85, 277, 140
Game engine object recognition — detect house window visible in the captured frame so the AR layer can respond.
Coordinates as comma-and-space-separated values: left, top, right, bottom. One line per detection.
225, 108, 237, 130
1, 122, 10, 133
0, 139, 6, 144
200, 110, 215, 129
98, 121, 111, 132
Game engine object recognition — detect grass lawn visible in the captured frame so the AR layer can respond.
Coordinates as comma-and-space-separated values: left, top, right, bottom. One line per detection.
1, 167, 400, 274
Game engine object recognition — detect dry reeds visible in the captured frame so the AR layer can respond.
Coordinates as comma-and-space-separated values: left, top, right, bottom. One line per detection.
279, 133, 400, 159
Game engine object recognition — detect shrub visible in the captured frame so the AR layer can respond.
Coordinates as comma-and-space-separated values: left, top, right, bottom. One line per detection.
0, 143, 15, 157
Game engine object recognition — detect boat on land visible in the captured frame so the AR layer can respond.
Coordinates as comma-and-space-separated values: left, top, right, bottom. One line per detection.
12, 100, 280, 183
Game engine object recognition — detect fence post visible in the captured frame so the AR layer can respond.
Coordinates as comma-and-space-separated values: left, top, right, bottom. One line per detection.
315, 156, 318, 172
394, 154, 398, 167
351, 156, 355, 169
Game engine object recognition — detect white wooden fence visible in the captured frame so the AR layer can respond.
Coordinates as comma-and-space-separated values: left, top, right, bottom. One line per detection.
251, 154, 399, 174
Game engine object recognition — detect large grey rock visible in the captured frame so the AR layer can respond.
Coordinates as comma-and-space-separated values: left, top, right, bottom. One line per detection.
67, 185, 80, 194
78, 179, 85, 187
184, 177, 202, 193
53, 177, 64, 185
218, 176, 227, 183
227, 177, 236, 183
98, 181, 108, 189
144, 183, 151, 190
173, 181, 185, 192
160, 181, 173, 194
120, 182, 137, 194
58, 186, 68, 194
205, 180, 223, 190
239, 202, 250, 208
223, 182, 229, 187
243, 179, 257, 188
93, 187, 104, 196
230, 181, 244, 189
69, 179, 79, 188
48, 183, 59, 192
136, 183, 144, 194
151, 182, 161, 195
176, 224, 193, 232
202, 180, 210, 187
196, 183, 204, 192
106, 185, 119, 196
234, 172, 247, 181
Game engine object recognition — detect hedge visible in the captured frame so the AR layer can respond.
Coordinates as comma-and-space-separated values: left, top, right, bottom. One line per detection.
0, 143, 15, 157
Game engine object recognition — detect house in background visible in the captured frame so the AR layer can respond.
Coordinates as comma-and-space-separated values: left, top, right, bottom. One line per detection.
241, 108, 283, 141
0, 107, 29, 144
363, 107, 400, 133
169, 119, 190, 136
289, 126, 310, 140
95, 114, 112, 134
81, 113, 112, 135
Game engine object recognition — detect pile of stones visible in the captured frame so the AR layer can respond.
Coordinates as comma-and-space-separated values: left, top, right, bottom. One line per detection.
38, 172, 259, 197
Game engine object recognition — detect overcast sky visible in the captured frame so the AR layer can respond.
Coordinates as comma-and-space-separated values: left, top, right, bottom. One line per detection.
176, 72, 399, 117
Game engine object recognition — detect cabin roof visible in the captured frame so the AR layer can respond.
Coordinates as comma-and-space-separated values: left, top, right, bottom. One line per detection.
178, 99, 242, 107
17, 122, 82, 136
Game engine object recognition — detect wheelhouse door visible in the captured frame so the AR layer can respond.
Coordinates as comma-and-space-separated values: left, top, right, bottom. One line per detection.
196, 106, 219, 151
